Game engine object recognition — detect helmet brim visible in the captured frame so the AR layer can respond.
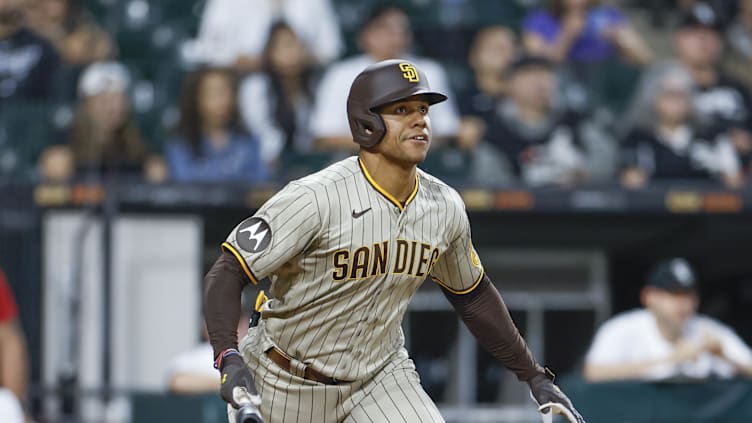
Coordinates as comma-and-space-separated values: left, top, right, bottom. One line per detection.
371, 91, 448, 111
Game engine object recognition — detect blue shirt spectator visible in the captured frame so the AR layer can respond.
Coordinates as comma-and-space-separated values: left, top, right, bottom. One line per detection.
165, 132, 266, 183
167, 67, 268, 183
521, 0, 651, 66
523, 6, 625, 63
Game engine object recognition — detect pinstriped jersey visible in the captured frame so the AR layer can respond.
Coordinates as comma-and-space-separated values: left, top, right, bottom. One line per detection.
223, 156, 484, 381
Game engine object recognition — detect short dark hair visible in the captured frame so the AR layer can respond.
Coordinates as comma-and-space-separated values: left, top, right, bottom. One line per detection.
359, 2, 408, 32
506, 54, 555, 77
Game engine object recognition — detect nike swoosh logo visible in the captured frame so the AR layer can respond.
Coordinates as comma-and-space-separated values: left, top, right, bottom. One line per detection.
351, 208, 372, 219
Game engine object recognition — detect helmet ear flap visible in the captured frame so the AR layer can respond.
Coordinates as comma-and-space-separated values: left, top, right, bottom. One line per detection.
350, 107, 386, 148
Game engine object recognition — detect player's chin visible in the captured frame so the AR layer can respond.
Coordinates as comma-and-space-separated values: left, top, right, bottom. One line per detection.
402, 145, 430, 164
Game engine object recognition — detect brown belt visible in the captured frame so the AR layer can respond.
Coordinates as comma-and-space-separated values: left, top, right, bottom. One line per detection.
265, 346, 349, 385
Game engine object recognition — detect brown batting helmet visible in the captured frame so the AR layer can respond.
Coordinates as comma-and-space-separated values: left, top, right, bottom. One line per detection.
347, 59, 447, 148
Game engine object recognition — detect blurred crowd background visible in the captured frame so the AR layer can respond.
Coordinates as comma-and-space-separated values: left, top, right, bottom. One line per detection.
3, 0, 752, 422
1, 0, 752, 189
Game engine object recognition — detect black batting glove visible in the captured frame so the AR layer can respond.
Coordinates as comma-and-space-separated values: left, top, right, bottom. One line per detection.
220, 354, 259, 409
528, 369, 586, 423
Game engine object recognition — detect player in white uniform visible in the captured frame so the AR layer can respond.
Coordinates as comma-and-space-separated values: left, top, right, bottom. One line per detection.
203, 59, 586, 422
584, 257, 752, 381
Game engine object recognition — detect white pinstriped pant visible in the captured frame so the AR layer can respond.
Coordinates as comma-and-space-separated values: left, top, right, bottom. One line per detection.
228, 325, 445, 423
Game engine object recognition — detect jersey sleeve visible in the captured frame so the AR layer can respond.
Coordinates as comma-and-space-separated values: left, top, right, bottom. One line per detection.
222, 183, 322, 284
430, 198, 484, 294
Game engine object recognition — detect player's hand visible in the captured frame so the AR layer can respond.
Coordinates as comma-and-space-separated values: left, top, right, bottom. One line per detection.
528, 371, 586, 423
671, 339, 704, 363
220, 354, 260, 409
702, 333, 724, 357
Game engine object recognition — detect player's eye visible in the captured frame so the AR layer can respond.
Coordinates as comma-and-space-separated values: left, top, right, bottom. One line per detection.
395, 106, 407, 114
419, 105, 428, 114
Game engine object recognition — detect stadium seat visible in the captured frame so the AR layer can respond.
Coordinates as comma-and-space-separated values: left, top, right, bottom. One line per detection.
160, 0, 206, 27
278, 151, 339, 181
0, 102, 62, 181
419, 146, 470, 185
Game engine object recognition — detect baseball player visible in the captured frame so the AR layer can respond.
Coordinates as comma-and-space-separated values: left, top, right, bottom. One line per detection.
204, 59, 585, 423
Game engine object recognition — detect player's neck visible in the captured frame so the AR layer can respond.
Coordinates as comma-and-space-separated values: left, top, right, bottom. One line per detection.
358, 153, 417, 204
653, 314, 683, 343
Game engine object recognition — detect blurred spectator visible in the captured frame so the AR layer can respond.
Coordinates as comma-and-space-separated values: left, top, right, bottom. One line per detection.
521, 0, 653, 66
584, 257, 752, 381
619, 61, 742, 189
673, 4, 752, 176
726, 0, 752, 58
193, 0, 342, 74
24, 0, 113, 67
0, 0, 60, 103
38, 61, 166, 183
455, 25, 517, 152
310, 3, 460, 151
165, 67, 267, 183
239, 21, 318, 167
71, 62, 156, 179
479, 55, 614, 187
725, 0, 752, 90
0, 267, 28, 423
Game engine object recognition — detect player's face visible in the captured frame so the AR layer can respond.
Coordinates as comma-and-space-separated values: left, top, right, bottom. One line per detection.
376, 97, 431, 166
644, 287, 698, 334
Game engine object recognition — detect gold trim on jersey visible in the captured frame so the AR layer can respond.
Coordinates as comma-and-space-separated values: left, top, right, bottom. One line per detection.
431, 269, 485, 295
221, 242, 259, 285
358, 158, 419, 211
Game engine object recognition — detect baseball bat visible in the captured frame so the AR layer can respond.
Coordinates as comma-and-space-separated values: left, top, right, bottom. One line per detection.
233, 387, 263, 423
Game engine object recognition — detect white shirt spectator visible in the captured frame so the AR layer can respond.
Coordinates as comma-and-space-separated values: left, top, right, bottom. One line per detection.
193, 0, 342, 67
0, 388, 24, 423
310, 54, 460, 140
240, 74, 315, 163
165, 342, 217, 383
586, 309, 752, 380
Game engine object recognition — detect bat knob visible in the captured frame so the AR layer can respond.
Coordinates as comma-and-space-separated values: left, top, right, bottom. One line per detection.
236, 404, 263, 423
233, 387, 263, 423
